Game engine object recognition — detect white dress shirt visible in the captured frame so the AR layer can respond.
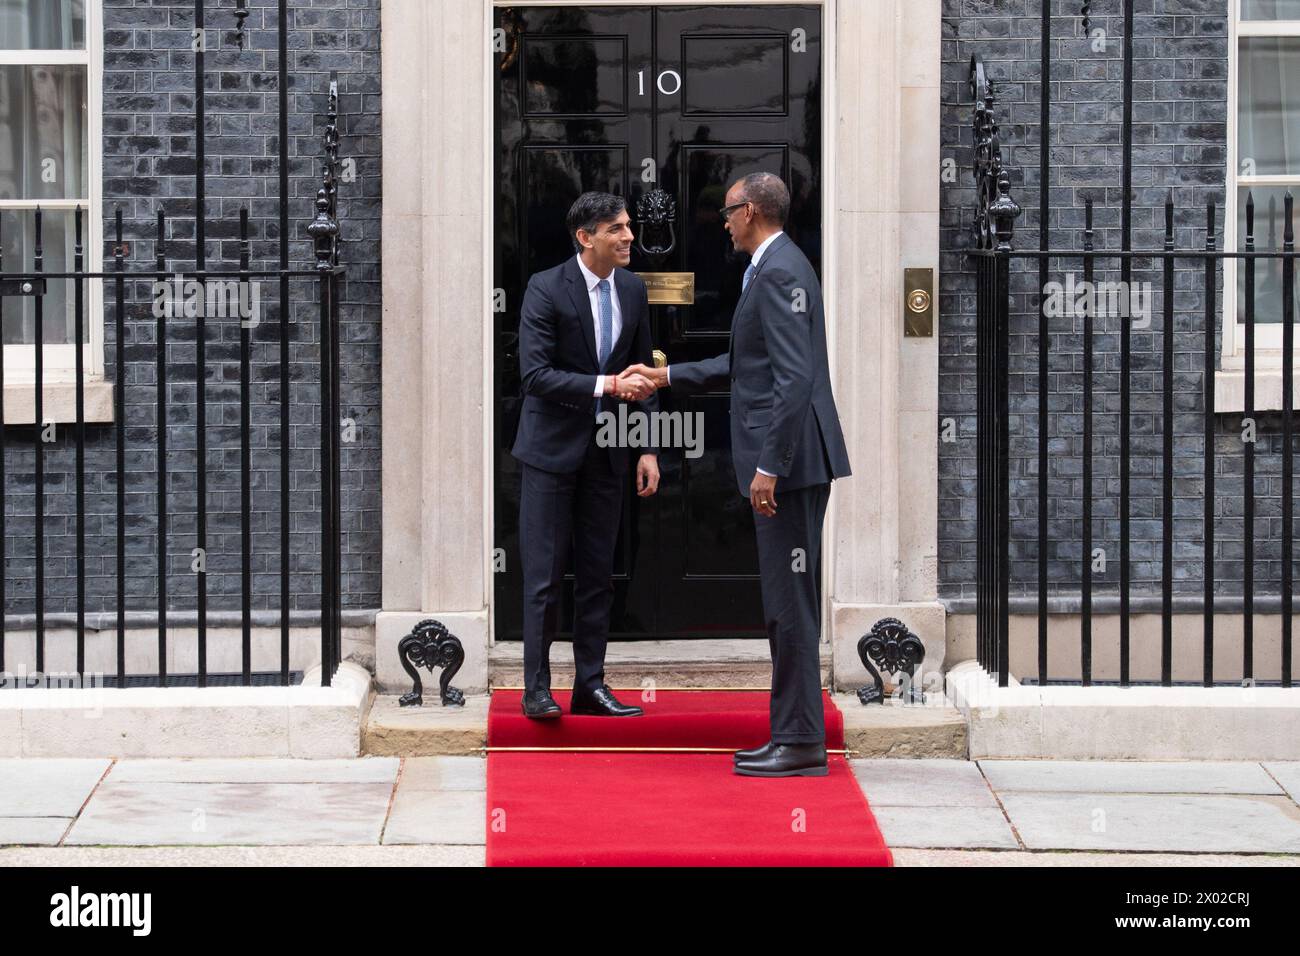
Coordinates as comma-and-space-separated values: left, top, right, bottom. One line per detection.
748, 229, 784, 270
667, 232, 784, 477
576, 254, 623, 397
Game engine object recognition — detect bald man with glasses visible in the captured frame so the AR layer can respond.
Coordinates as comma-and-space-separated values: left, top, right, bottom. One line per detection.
622, 172, 851, 776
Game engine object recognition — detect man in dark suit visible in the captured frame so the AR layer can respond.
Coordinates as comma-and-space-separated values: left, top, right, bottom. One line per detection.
512, 192, 661, 720
623, 173, 851, 775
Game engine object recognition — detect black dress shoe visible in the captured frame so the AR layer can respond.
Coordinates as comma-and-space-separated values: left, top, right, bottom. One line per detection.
570, 684, 643, 717
733, 742, 828, 777
734, 740, 776, 762
521, 691, 562, 719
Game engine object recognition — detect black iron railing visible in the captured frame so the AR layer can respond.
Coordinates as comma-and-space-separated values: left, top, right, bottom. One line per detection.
0, 2, 344, 688
970, 8, 1297, 689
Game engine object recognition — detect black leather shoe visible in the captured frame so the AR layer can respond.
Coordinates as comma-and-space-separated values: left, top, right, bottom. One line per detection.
734, 740, 776, 762
521, 691, 562, 719
570, 684, 643, 717
733, 742, 828, 777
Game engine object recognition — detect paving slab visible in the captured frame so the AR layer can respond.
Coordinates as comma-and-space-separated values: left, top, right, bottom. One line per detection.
870, 806, 1019, 849
851, 758, 998, 807
979, 759, 1283, 795
107, 757, 399, 785
892, 849, 1300, 867
66, 781, 395, 846
1262, 762, 1300, 802
398, 756, 486, 791
0, 759, 110, 816
382, 789, 485, 845
1000, 792, 1300, 853
0, 817, 71, 846
0, 845, 487, 866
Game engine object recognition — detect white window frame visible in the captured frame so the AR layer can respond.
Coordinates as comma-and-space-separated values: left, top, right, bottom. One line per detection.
0, 0, 103, 385
1224, 1, 1300, 368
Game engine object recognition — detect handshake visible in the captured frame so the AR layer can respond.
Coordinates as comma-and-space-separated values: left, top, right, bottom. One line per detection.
605, 363, 669, 402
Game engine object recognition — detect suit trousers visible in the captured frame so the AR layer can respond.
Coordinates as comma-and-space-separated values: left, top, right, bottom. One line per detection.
753, 481, 830, 744
519, 428, 625, 700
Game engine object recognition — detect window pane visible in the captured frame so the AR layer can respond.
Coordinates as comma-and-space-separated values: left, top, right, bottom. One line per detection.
0, 0, 85, 51
1238, 38, 1300, 177
0, 208, 83, 346
1236, 186, 1300, 325
0, 64, 88, 200
1241, 0, 1300, 19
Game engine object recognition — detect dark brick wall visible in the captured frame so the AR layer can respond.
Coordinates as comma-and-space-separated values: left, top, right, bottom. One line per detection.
2, 0, 381, 618
936, 0, 1271, 605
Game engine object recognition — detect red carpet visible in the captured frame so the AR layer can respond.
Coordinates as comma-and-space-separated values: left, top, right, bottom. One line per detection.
486, 689, 893, 867
489, 688, 845, 749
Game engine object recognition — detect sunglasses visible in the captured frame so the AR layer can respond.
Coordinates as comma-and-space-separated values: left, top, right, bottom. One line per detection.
719, 199, 752, 222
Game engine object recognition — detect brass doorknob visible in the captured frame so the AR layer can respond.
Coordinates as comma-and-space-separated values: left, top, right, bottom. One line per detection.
652, 349, 667, 368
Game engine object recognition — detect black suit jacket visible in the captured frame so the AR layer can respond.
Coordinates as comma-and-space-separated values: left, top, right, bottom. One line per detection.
511, 256, 660, 475
669, 233, 851, 496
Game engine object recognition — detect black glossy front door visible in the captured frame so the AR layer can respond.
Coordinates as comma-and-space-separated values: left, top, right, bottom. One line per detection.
494, 4, 822, 640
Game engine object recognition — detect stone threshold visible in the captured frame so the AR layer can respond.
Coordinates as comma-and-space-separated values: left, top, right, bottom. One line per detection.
487, 638, 830, 689
361, 691, 967, 759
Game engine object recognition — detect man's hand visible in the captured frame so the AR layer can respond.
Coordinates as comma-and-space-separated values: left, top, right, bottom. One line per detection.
636, 454, 661, 497
607, 372, 655, 401
749, 471, 777, 517
620, 363, 669, 391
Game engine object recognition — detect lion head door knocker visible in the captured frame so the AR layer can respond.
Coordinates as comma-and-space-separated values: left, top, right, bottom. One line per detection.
635, 187, 677, 270
857, 617, 927, 705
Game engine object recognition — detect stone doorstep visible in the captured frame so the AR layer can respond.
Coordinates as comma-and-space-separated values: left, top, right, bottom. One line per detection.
363, 694, 489, 757
835, 694, 969, 759
360, 690, 967, 759
486, 638, 830, 689
1, 663, 374, 759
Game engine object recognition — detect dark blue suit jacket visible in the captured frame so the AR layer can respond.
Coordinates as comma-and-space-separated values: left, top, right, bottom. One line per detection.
669, 233, 851, 496
511, 256, 659, 475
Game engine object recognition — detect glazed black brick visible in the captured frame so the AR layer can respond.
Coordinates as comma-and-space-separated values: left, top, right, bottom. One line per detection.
939, 0, 1250, 604
1, 0, 382, 618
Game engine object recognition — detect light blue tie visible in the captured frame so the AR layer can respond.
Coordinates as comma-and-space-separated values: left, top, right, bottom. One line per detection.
743, 260, 756, 292
596, 278, 613, 416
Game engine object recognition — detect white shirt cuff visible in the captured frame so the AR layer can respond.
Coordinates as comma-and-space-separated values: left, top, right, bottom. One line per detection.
756, 467, 776, 477
665, 366, 672, 385
594, 375, 606, 398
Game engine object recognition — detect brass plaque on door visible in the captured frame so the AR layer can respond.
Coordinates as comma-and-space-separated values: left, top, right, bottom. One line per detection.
637, 272, 695, 305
